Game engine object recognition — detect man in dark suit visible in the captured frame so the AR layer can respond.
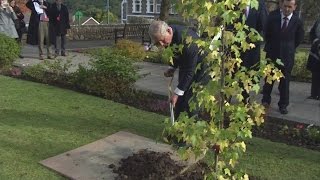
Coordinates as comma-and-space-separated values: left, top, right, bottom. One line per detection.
262, 0, 304, 114
240, 0, 268, 102
26, 0, 53, 60
241, 0, 268, 69
148, 20, 207, 119
306, 18, 320, 100
50, 0, 70, 57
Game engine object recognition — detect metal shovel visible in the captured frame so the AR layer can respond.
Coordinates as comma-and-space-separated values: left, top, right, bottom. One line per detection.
167, 76, 175, 125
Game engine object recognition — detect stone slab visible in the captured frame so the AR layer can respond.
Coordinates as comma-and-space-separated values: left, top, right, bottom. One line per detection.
40, 131, 190, 180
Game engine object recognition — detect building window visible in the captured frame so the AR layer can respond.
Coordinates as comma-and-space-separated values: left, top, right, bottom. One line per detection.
147, 0, 155, 13
133, 0, 142, 13
169, 4, 177, 14
156, 0, 161, 13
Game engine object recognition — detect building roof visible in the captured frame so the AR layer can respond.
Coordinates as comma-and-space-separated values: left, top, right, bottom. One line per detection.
81, 17, 100, 25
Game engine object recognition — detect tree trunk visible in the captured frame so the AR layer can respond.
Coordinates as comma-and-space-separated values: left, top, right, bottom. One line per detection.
159, 0, 170, 21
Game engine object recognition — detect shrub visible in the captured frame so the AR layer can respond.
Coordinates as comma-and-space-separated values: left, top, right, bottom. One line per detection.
22, 60, 72, 85
113, 39, 147, 61
72, 48, 138, 99
292, 49, 311, 82
0, 33, 20, 68
89, 48, 137, 82
261, 49, 311, 82
167, 18, 189, 26
144, 51, 165, 64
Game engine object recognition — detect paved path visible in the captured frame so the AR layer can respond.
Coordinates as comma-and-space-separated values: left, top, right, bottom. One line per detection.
135, 62, 320, 126
15, 41, 320, 126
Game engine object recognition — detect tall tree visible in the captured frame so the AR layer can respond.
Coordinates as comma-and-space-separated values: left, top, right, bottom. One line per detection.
159, 0, 170, 21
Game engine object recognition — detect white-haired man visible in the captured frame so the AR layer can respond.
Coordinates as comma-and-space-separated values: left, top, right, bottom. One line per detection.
149, 20, 207, 119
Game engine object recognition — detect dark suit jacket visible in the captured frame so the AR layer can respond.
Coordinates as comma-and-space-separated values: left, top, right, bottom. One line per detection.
241, 0, 268, 68
170, 25, 206, 92
26, 0, 51, 45
264, 9, 304, 71
49, 3, 70, 35
310, 19, 320, 42
307, 19, 320, 72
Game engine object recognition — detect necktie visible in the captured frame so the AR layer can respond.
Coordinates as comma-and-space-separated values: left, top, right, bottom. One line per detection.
281, 17, 288, 32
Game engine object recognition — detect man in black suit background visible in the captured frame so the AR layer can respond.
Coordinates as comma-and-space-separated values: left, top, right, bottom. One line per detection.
50, 0, 70, 57
261, 0, 304, 114
306, 18, 320, 100
241, 0, 268, 69
240, 0, 268, 102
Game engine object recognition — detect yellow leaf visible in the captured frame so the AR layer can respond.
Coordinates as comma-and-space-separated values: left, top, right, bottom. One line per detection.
242, 174, 249, 180
249, 43, 256, 49
240, 141, 246, 152
229, 158, 236, 168
209, 95, 216, 102
204, 2, 212, 10
186, 36, 193, 44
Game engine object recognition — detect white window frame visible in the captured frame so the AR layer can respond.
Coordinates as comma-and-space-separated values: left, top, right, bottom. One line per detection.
169, 4, 177, 14
132, 0, 142, 13
156, 1, 161, 14
146, 0, 155, 13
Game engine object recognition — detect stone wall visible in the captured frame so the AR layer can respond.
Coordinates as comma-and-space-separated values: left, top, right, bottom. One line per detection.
67, 25, 123, 41
66, 24, 150, 41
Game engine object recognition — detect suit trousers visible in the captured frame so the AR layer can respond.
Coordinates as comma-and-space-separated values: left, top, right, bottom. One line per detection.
54, 34, 66, 55
311, 71, 320, 97
38, 21, 50, 56
175, 88, 193, 119
262, 67, 292, 108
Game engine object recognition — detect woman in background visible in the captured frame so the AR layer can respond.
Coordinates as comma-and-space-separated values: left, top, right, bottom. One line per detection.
0, 0, 18, 39
10, 0, 26, 43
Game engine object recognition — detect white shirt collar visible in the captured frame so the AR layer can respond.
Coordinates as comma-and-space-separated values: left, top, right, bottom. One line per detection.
281, 12, 293, 21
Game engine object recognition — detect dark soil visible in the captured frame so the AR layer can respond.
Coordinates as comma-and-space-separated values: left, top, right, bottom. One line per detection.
110, 149, 196, 180
110, 150, 265, 180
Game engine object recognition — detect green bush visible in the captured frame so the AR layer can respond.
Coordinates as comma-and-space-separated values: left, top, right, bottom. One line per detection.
0, 33, 20, 68
22, 60, 72, 85
262, 49, 311, 82
91, 48, 137, 82
144, 51, 166, 64
167, 18, 189, 26
292, 49, 311, 82
72, 48, 138, 99
113, 39, 147, 61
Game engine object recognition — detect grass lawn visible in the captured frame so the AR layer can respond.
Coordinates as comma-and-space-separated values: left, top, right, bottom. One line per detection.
0, 75, 319, 179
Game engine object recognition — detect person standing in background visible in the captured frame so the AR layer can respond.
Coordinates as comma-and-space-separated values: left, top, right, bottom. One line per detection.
0, 0, 18, 39
26, 0, 52, 60
261, 0, 304, 114
50, 0, 70, 57
306, 18, 320, 100
240, 0, 268, 103
10, 0, 25, 43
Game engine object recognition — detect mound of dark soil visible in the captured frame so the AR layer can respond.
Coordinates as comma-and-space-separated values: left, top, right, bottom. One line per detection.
110, 149, 205, 180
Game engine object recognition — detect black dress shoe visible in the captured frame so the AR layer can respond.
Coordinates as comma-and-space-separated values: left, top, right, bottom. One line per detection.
279, 107, 288, 114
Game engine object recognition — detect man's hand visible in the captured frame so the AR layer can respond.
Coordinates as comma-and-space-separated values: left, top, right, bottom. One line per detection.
8, 6, 14, 13
41, 5, 47, 9
164, 68, 175, 77
170, 94, 179, 107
